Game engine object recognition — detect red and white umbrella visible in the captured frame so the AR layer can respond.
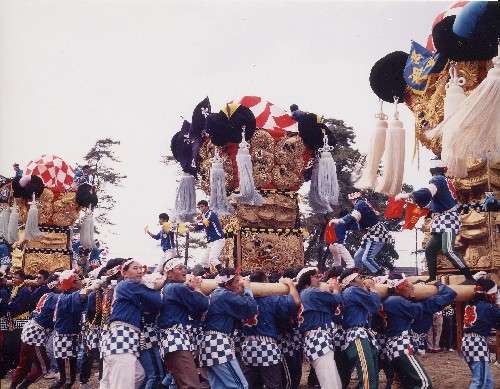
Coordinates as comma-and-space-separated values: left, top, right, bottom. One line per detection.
236, 96, 298, 134
25, 155, 75, 191
425, 1, 469, 52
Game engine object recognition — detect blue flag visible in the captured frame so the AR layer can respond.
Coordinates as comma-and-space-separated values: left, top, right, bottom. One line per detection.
404, 41, 443, 94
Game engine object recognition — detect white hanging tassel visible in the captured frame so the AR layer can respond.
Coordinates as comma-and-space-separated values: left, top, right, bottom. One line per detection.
440, 41, 500, 177
80, 209, 95, 250
0, 206, 11, 240
308, 158, 333, 214
173, 172, 197, 222
376, 98, 405, 196
317, 133, 339, 207
7, 204, 19, 244
234, 127, 264, 206
209, 149, 234, 216
426, 63, 468, 176
25, 193, 43, 241
358, 101, 388, 189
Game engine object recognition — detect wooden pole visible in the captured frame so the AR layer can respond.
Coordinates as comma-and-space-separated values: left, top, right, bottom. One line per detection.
184, 231, 189, 267
199, 278, 477, 301
235, 230, 242, 269
455, 302, 464, 352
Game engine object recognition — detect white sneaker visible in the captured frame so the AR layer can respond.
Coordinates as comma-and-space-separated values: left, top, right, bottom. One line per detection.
448, 348, 454, 352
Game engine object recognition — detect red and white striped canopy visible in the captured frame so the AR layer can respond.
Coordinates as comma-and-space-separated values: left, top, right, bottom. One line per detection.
25, 155, 75, 191
426, 1, 469, 52
237, 96, 298, 133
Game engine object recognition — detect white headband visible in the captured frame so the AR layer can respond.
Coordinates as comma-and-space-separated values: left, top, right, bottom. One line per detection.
294, 267, 318, 282
340, 272, 359, 289
215, 274, 237, 285
164, 258, 185, 272
386, 273, 407, 288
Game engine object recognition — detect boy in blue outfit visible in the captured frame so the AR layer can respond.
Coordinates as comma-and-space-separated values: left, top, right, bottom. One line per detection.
145, 213, 176, 273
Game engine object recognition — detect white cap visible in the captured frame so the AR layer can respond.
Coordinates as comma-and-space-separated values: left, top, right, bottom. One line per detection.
294, 267, 318, 282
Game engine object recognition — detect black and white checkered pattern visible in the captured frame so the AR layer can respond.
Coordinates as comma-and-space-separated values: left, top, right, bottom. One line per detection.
341, 327, 373, 351
279, 327, 303, 357
303, 328, 332, 361
84, 325, 101, 352
160, 325, 191, 353
385, 331, 414, 360
233, 329, 245, 359
101, 322, 141, 358
376, 334, 390, 360
199, 331, 235, 367
21, 319, 51, 346
140, 323, 160, 351
431, 209, 461, 234
361, 222, 394, 246
53, 332, 79, 359
241, 336, 281, 367
410, 330, 427, 353
461, 333, 490, 363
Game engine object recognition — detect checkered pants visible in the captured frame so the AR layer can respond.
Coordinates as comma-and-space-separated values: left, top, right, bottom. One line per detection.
303, 328, 332, 362
53, 332, 79, 359
461, 333, 490, 363
376, 334, 390, 360
101, 322, 141, 358
341, 327, 374, 352
140, 323, 160, 351
279, 327, 303, 357
361, 222, 394, 246
20, 319, 51, 346
241, 336, 281, 367
84, 325, 101, 352
160, 325, 192, 354
385, 331, 414, 360
431, 209, 461, 234
199, 331, 235, 367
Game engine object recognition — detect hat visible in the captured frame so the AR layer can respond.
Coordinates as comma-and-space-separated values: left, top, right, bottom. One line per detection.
429, 159, 446, 169
294, 267, 318, 282
347, 192, 362, 200
163, 258, 185, 272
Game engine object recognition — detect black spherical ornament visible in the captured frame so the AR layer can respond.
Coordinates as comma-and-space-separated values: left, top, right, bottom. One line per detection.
369, 51, 409, 103
76, 183, 98, 208
206, 105, 256, 147
433, 15, 498, 61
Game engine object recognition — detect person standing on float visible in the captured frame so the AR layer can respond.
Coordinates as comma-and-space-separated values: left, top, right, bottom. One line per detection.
395, 159, 474, 282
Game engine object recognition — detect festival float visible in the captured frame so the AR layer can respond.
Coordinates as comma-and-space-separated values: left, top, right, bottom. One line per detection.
0, 155, 98, 275
366, 1, 499, 278
170, 96, 338, 272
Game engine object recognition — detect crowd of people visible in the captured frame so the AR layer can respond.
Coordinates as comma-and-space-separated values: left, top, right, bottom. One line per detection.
0, 256, 498, 389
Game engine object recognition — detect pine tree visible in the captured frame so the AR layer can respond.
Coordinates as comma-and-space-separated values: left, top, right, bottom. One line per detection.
81, 138, 127, 226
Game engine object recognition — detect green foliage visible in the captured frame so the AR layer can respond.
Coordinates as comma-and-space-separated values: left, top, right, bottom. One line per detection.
81, 138, 127, 226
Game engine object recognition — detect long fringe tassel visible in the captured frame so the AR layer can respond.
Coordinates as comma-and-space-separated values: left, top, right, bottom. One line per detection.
359, 103, 388, 189
308, 158, 333, 214
440, 44, 500, 176
25, 194, 43, 241
209, 150, 234, 216
7, 205, 19, 244
80, 210, 95, 250
376, 100, 405, 196
317, 137, 339, 207
0, 207, 11, 240
173, 173, 197, 222
234, 129, 263, 206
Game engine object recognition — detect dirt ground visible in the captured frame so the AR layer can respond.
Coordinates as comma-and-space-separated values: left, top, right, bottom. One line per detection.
2, 351, 499, 388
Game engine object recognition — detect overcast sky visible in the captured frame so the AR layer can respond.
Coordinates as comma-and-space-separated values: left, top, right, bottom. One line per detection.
0, 0, 447, 267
